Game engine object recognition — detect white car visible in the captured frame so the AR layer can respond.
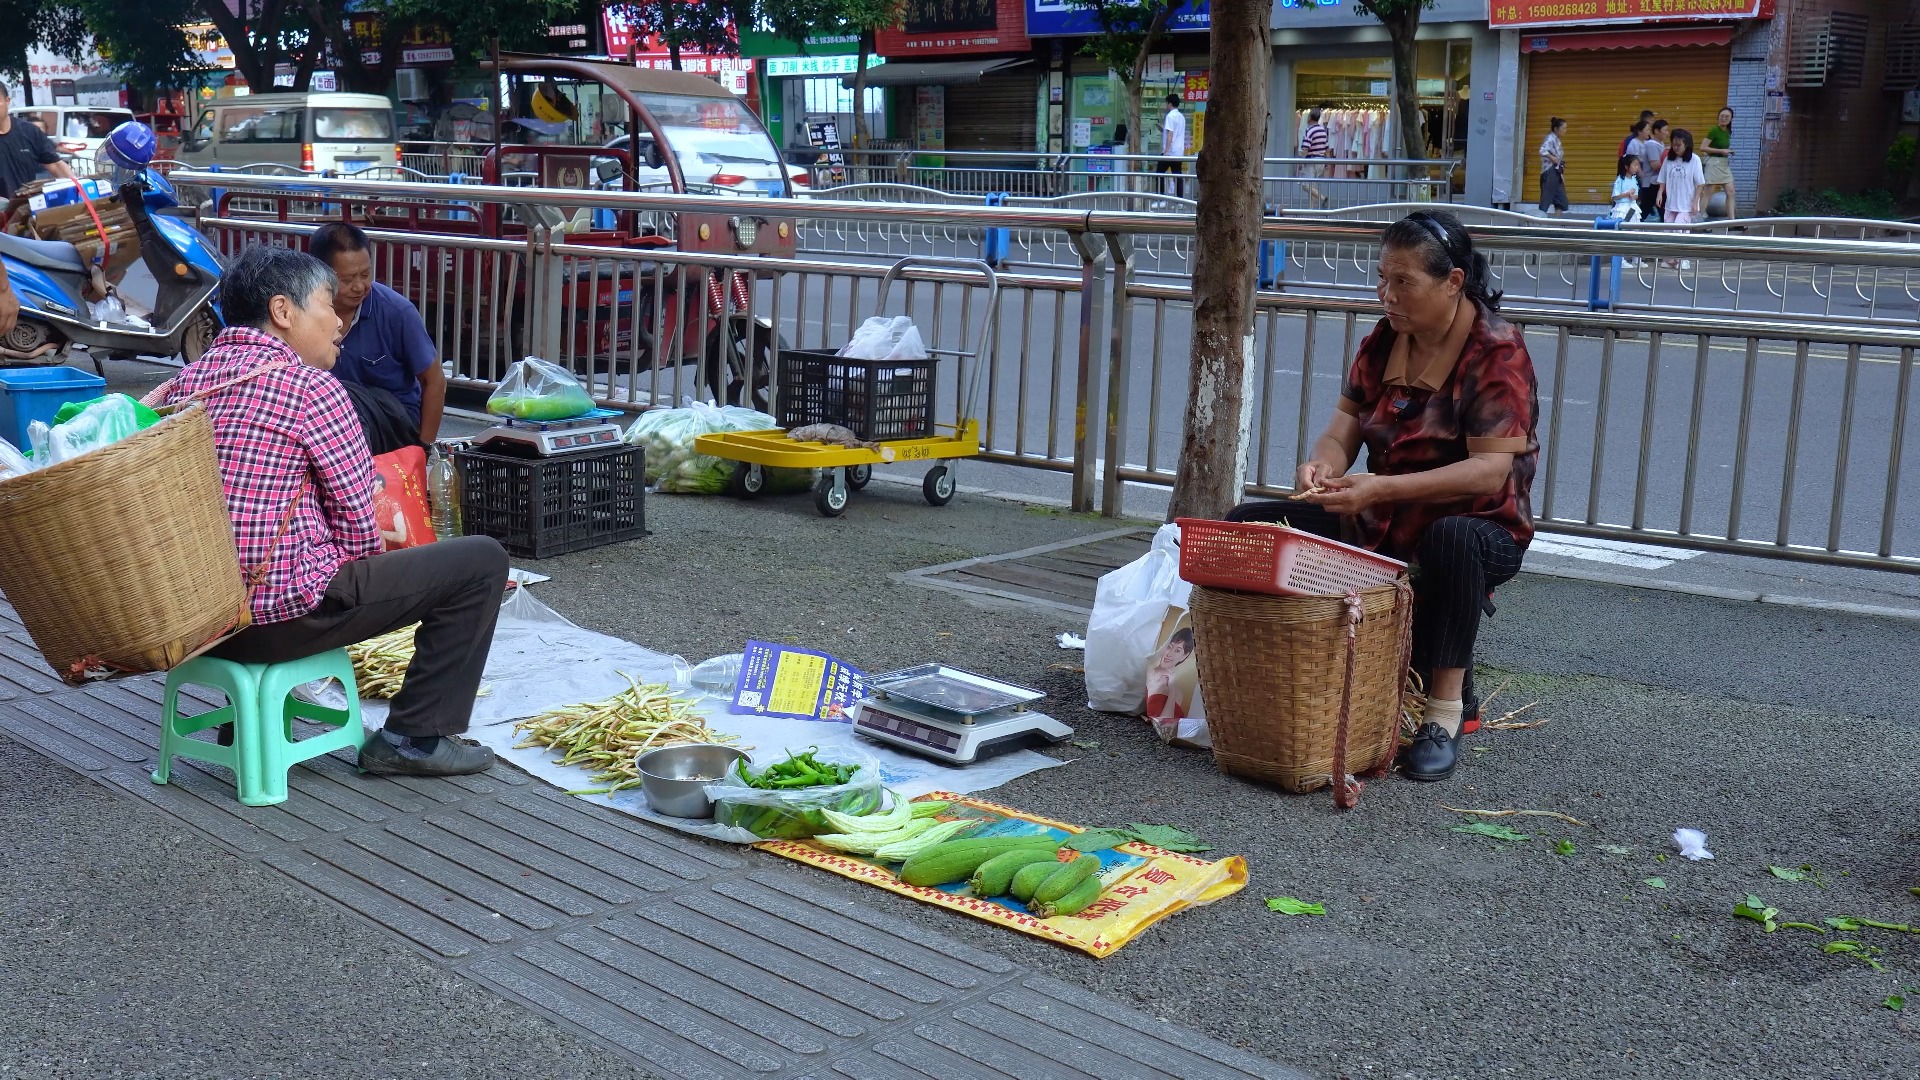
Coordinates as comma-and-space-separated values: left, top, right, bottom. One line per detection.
12, 105, 136, 169
595, 96, 808, 198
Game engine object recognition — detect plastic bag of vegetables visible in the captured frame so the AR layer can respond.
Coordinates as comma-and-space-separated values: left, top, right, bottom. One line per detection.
486, 357, 596, 421
624, 400, 811, 494
706, 745, 884, 839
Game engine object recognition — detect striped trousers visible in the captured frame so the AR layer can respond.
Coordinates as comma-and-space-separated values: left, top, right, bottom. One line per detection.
1223, 501, 1525, 707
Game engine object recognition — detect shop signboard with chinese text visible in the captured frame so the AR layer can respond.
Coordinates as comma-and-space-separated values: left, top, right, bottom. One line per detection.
878, 0, 1031, 55
602, 7, 753, 93
1272, 0, 1488, 29
1490, 0, 1769, 27
1025, 0, 1208, 37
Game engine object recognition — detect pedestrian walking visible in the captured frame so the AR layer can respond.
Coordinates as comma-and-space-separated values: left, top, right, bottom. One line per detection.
1618, 110, 1654, 159
1657, 127, 1706, 269
1537, 117, 1569, 216
1700, 106, 1736, 218
1637, 119, 1668, 220
1157, 93, 1187, 200
1611, 154, 1643, 224
1300, 105, 1332, 210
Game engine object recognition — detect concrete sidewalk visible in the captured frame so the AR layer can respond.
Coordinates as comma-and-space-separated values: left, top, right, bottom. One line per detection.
3, 387, 1917, 1078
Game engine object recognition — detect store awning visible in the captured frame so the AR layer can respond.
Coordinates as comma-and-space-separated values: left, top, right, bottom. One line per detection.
1522, 26, 1736, 53
840, 58, 1031, 88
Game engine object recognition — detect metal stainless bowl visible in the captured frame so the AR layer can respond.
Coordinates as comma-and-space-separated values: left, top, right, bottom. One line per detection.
635, 743, 746, 818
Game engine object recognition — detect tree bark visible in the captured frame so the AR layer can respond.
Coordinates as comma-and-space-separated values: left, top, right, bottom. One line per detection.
204, 0, 283, 93
1167, 0, 1270, 521
852, 29, 874, 147
1385, 10, 1425, 160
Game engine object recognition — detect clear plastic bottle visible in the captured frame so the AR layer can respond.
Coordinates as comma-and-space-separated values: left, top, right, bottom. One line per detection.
428, 446, 455, 541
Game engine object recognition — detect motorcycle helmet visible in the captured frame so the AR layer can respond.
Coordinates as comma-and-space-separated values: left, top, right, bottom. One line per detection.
104, 121, 157, 171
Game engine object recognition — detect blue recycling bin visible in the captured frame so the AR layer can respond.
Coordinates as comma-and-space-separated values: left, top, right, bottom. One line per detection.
0, 366, 108, 451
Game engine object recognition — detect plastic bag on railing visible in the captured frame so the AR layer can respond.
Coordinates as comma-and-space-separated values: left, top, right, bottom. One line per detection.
703, 744, 886, 841
1084, 523, 1190, 713
623, 398, 812, 495
838, 315, 928, 362
0, 436, 35, 480
486, 356, 596, 421
33, 393, 153, 466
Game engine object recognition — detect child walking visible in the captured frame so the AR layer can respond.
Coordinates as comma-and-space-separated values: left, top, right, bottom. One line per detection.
1611, 154, 1643, 267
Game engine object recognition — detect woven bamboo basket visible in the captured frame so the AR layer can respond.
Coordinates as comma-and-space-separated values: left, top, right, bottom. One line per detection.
1190, 581, 1413, 799
0, 407, 246, 684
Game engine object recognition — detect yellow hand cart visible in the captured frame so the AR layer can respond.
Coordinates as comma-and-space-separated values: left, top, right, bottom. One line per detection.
693, 257, 999, 517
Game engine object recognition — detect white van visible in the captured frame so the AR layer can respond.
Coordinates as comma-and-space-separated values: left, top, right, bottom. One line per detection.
177, 92, 399, 175
12, 105, 137, 169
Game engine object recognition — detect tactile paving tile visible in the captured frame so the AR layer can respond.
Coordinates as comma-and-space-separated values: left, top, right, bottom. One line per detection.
0, 622, 1308, 1080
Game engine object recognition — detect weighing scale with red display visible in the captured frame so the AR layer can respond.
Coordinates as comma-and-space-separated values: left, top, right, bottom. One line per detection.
476, 409, 625, 456
851, 664, 1072, 765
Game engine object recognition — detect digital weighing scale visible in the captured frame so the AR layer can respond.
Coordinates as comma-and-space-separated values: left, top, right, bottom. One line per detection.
851, 664, 1073, 765
476, 409, 625, 456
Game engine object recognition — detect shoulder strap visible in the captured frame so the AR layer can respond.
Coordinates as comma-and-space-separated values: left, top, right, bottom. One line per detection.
153, 359, 294, 417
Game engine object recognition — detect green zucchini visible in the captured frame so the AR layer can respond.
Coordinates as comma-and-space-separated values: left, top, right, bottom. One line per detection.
1010, 858, 1062, 902
897, 834, 1059, 887
1030, 873, 1104, 919
969, 847, 1062, 896
1031, 854, 1101, 907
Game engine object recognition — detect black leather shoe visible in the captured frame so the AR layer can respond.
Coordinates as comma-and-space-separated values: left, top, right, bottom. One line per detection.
359, 734, 495, 777
1400, 722, 1459, 782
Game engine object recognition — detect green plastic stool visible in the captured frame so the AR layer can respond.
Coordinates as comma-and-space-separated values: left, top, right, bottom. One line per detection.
152, 649, 369, 806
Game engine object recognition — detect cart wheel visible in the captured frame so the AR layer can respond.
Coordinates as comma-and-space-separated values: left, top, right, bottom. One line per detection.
814, 472, 850, 517
728, 461, 765, 500
922, 465, 956, 506
847, 463, 872, 490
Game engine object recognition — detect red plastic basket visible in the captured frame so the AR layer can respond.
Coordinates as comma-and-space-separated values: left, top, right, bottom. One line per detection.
1174, 518, 1405, 597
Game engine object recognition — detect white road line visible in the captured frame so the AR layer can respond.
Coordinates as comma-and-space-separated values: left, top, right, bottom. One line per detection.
1528, 533, 1704, 569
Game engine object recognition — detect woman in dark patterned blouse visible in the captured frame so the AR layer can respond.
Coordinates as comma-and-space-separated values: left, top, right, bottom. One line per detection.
1227, 210, 1539, 783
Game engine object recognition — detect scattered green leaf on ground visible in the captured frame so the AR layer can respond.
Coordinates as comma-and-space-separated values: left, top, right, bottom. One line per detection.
1452, 821, 1530, 842
1265, 896, 1327, 916
1826, 917, 1863, 932
1601, 844, 1634, 856
1768, 865, 1807, 883
1124, 823, 1212, 853
1824, 941, 1887, 971
1884, 993, 1906, 1012
1063, 828, 1132, 853
1655, 853, 1668, 863
1645, 877, 1667, 889
1778, 921, 1827, 934
1909, 887, 1920, 897
1471, 746, 1493, 753
1554, 839, 1576, 856
1069, 740, 1101, 750
1825, 941, 1863, 954
1838, 916, 1917, 934
1735, 895, 1780, 932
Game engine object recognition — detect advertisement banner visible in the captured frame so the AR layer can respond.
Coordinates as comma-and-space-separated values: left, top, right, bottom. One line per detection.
1490, 0, 1766, 28
1026, 0, 1209, 37
878, 0, 1030, 55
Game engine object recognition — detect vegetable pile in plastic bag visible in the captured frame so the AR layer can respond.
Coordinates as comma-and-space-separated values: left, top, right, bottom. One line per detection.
838, 315, 928, 362
706, 745, 884, 840
26, 393, 161, 468
486, 357, 596, 421
623, 399, 812, 494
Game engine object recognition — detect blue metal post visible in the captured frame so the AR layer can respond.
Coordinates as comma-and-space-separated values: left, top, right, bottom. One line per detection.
982, 192, 1010, 266
1589, 216, 1623, 311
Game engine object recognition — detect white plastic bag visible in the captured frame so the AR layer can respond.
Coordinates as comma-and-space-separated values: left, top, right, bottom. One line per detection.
1084, 523, 1190, 712
838, 315, 927, 362
0, 436, 35, 480
624, 398, 810, 494
38, 394, 146, 466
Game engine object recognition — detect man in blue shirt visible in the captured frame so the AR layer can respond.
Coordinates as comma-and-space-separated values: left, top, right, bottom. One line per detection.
311, 222, 446, 448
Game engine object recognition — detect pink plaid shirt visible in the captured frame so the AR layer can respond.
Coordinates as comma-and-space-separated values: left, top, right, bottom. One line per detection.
164, 327, 379, 625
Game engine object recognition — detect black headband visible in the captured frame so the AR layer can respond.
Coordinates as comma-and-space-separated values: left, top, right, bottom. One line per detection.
1410, 214, 1453, 267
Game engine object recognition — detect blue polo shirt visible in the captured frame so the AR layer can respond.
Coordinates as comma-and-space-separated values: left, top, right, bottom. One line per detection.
333, 282, 436, 422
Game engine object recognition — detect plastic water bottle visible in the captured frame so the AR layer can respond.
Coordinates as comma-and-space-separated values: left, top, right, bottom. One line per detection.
428, 446, 457, 541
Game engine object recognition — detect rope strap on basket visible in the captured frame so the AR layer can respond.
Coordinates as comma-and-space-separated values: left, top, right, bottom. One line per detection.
1331, 590, 1365, 809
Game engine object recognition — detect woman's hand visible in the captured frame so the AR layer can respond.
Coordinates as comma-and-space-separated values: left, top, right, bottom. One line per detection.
1296, 460, 1339, 494
1300, 472, 1390, 514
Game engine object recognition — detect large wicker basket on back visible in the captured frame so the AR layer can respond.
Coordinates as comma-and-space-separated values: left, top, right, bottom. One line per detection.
0, 407, 246, 684
1190, 581, 1413, 805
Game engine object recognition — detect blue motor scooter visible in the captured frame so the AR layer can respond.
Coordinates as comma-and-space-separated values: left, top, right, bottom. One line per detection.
0, 129, 223, 371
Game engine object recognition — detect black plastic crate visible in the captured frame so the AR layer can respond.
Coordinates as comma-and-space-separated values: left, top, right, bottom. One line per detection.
776, 347, 936, 441
454, 444, 646, 559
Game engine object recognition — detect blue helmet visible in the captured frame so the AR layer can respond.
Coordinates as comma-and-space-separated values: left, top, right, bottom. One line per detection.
104, 121, 157, 171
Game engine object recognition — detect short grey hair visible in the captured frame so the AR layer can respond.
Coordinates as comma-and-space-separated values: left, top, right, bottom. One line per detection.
218, 246, 337, 331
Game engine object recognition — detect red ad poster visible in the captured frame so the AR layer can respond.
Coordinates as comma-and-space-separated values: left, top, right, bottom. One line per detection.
1491, 0, 1767, 28
876, 0, 1031, 56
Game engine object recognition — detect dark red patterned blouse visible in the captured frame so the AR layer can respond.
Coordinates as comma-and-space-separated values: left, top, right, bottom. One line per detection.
1335, 298, 1539, 560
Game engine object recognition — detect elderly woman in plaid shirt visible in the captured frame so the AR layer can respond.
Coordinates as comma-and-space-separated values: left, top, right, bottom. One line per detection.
159, 246, 508, 777
1226, 211, 1540, 785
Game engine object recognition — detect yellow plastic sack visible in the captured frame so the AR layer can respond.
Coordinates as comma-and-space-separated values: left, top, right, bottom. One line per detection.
756, 791, 1247, 958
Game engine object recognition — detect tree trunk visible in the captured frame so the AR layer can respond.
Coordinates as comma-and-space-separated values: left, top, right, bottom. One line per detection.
203, 0, 278, 93
663, 3, 682, 71
852, 30, 874, 148
1386, 12, 1424, 160
1168, 0, 1271, 521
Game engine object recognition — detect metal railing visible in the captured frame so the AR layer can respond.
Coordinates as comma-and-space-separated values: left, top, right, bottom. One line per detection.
179, 170, 1920, 575
806, 149, 1460, 209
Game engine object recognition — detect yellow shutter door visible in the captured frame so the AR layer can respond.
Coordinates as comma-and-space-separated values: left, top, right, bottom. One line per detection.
1522, 46, 1730, 207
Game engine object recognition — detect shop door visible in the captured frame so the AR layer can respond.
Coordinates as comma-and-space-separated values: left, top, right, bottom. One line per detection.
1522, 46, 1730, 207
943, 71, 1038, 152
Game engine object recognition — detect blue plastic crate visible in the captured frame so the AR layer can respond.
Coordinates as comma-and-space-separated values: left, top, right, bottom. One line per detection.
0, 366, 106, 452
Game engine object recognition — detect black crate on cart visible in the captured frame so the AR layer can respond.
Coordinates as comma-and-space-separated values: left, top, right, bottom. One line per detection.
776, 348, 936, 441
454, 444, 646, 559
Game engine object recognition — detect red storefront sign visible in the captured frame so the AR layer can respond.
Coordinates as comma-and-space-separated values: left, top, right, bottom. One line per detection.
1490, 0, 1769, 28
875, 0, 1030, 56
600, 7, 750, 75
1183, 72, 1209, 103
